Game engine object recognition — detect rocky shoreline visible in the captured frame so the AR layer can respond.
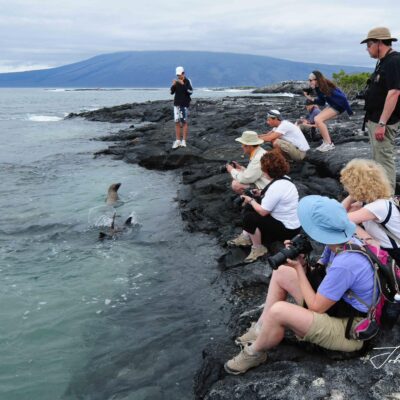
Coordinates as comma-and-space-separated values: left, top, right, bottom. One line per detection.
67, 87, 400, 399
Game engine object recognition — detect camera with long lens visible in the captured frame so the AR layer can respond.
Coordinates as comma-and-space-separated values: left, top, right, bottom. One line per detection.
232, 188, 257, 207
266, 233, 313, 270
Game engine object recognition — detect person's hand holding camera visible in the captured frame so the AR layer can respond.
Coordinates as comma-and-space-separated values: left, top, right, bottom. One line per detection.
241, 195, 254, 205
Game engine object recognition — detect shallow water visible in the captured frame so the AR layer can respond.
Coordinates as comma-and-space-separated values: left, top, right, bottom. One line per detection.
0, 88, 237, 400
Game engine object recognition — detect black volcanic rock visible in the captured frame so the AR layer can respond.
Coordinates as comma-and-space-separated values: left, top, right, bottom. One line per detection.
68, 93, 400, 400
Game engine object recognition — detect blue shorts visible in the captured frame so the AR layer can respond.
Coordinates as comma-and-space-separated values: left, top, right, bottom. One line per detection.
174, 106, 189, 123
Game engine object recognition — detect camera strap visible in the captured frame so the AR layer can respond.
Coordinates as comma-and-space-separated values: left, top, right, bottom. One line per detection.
260, 176, 292, 197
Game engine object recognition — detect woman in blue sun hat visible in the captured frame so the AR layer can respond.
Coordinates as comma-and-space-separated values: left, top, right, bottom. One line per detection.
224, 195, 377, 375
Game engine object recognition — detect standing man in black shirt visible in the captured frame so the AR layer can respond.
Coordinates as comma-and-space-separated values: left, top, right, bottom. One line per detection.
170, 66, 193, 149
361, 27, 400, 192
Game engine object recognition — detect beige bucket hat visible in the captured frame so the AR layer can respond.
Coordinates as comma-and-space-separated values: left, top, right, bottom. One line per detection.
235, 131, 264, 146
360, 27, 397, 44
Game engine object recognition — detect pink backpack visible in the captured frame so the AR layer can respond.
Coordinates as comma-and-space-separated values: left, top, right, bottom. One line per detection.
339, 243, 400, 340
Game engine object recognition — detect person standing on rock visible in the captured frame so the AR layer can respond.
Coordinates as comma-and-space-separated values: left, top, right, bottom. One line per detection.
304, 70, 353, 152
259, 110, 310, 161
226, 131, 270, 194
170, 66, 193, 149
360, 27, 400, 192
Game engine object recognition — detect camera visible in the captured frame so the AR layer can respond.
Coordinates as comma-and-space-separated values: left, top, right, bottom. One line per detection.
303, 87, 312, 95
232, 188, 257, 207
220, 160, 237, 173
266, 233, 313, 270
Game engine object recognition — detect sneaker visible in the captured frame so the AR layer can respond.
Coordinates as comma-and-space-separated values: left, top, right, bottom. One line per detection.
316, 142, 335, 152
180, 140, 187, 147
227, 233, 252, 247
235, 322, 258, 346
244, 245, 268, 263
172, 140, 181, 149
224, 344, 267, 375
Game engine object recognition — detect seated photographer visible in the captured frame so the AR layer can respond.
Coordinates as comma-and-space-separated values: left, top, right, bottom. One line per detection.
258, 110, 310, 162
340, 158, 400, 265
296, 100, 320, 141
227, 149, 301, 263
226, 131, 270, 194
225, 195, 377, 375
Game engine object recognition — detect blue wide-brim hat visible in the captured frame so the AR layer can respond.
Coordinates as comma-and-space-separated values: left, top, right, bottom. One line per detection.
298, 195, 356, 244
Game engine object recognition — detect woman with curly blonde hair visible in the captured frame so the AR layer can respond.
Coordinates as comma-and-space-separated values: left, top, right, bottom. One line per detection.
340, 158, 400, 263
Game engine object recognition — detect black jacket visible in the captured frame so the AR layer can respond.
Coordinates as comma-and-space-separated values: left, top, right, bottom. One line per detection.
170, 77, 193, 107
365, 51, 400, 124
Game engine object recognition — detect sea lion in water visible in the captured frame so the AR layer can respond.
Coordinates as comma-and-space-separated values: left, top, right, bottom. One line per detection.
98, 211, 137, 240
106, 183, 121, 205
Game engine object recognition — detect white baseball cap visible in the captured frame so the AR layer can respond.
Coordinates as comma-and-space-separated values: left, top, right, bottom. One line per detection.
176, 66, 184, 75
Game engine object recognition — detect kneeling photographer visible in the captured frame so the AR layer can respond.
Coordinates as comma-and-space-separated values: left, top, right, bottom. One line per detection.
227, 149, 301, 263
224, 196, 378, 375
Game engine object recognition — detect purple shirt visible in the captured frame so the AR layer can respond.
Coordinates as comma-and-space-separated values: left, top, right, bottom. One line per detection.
318, 243, 376, 312
306, 107, 320, 124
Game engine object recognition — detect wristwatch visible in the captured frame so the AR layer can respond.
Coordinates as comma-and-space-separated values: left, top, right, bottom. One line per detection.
378, 121, 386, 127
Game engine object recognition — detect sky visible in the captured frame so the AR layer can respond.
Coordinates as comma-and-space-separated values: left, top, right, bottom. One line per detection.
0, 0, 399, 72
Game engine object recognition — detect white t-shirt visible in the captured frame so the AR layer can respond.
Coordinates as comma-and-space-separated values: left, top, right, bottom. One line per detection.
363, 199, 400, 248
261, 178, 300, 229
274, 120, 310, 152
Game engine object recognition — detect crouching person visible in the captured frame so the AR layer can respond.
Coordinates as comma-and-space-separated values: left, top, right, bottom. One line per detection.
225, 195, 376, 375
226, 131, 270, 194
227, 149, 301, 263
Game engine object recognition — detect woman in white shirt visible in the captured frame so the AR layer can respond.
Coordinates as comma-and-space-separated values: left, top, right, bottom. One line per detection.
228, 149, 301, 263
340, 158, 400, 264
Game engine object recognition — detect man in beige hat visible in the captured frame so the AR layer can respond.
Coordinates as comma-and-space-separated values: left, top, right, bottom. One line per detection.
226, 130, 270, 194
360, 27, 400, 191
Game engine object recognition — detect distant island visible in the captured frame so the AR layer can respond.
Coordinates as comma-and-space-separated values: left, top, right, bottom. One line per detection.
0, 51, 372, 88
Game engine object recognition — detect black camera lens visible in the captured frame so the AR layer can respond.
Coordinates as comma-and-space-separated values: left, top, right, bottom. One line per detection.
266, 234, 312, 270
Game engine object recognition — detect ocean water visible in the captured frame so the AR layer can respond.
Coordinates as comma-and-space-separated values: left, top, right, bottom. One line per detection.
0, 88, 256, 400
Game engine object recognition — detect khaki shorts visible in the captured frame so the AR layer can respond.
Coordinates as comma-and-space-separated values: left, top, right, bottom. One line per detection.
275, 139, 306, 161
299, 312, 364, 352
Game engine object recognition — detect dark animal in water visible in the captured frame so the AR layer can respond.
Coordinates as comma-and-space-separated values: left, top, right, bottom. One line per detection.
98, 212, 136, 240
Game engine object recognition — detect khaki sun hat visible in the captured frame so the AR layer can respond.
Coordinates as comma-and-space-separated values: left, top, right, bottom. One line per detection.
360, 27, 397, 44
235, 131, 264, 146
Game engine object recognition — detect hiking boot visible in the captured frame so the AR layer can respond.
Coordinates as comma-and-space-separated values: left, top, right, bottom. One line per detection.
227, 233, 252, 247
180, 140, 187, 147
316, 142, 335, 152
224, 344, 267, 375
244, 245, 268, 263
235, 322, 258, 345
172, 140, 181, 149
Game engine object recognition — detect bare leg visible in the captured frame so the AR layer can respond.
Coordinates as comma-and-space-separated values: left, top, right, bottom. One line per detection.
248, 228, 262, 246
314, 107, 338, 144
175, 122, 181, 141
252, 301, 314, 352
182, 122, 188, 140
259, 265, 304, 323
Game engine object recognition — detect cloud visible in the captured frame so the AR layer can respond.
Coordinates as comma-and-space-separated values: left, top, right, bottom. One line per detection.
0, 0, 399, 69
